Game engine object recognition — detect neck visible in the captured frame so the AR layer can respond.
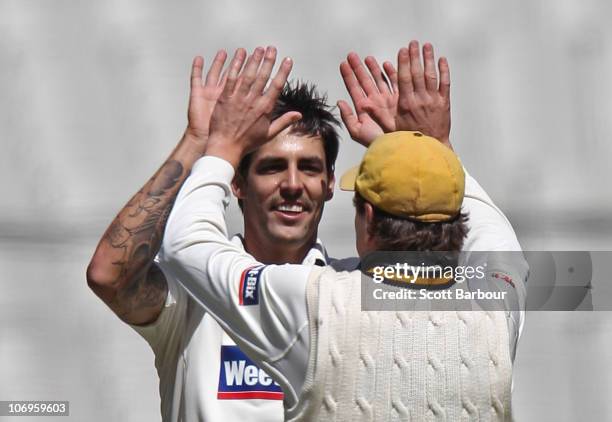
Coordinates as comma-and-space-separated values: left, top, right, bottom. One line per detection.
243, 231, 316, 265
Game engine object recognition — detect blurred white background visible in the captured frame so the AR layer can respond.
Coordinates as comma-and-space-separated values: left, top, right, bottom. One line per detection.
1, 0, 612, 420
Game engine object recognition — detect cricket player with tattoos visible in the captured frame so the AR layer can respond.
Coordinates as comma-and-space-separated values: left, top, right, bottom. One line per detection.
87, 47, 338, 421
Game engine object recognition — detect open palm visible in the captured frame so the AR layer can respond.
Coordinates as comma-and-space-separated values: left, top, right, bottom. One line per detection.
338, 53, 398, 147
186, 51, 228, 141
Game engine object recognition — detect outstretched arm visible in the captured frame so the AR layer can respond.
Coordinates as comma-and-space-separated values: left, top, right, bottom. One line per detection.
86, 51, 228, 325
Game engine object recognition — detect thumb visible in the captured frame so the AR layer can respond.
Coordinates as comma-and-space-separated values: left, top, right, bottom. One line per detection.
337, 100, 359, 134
268, 111, 302, 139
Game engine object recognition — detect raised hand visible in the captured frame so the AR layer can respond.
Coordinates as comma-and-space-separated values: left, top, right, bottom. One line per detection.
394, 41, 452, 149
206, 46, 301, 168
337, 53, 398, 147
87, 50, 237, 325
338, 41, 452, 150
185, 50, 228, 144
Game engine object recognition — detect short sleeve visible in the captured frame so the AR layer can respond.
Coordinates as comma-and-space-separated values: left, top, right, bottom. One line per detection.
129, 261, 188, 359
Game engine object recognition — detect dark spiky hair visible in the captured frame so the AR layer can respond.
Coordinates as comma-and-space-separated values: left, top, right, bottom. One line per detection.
238, 81, 340, 178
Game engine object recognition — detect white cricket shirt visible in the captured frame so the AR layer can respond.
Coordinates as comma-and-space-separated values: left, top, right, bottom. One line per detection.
132, 235, 328, 421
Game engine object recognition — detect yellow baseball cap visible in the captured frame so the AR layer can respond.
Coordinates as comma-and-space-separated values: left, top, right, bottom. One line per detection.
339, 131, 465, 222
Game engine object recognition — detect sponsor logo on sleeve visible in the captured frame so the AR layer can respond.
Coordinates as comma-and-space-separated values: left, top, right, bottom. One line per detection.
239, 266, 264, 306
492, 272, 516, 288
217, 345, 284, 400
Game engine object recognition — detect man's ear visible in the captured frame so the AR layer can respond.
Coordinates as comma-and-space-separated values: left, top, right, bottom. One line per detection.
325, 173, 335, 201
231, 173, 246, 199
364, 202, 375, 236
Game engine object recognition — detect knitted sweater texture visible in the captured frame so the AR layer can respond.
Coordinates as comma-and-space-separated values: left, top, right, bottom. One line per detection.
288, 268, 512, 422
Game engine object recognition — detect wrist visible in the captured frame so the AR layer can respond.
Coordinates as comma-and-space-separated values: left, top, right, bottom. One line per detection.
166, 132, 207, 171
439, 136, 453, 151
205, 134, 244, 169
183, 128, 209, 149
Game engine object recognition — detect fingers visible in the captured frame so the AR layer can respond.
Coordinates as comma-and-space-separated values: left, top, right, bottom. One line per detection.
337, 100, 360, 138
438, 56, 450, 99
204, 50, 227, 86
347, 52, 379, 96
398, 41, 444, 97
190, 56, 204, 90
409, 40, 425, 93
223, 48, 247, 95
340, 61, 365, 111
397, 47, 413, 96
268, 111, 302, 139
422, 43, 438, 92
264, 57, 293, 104
236, 47, 265, 96
218, 47, 290, 115
218, 68, 229, 89
251, 46, 277, 94
365, 56, 391, 94
383, 61, 398, 93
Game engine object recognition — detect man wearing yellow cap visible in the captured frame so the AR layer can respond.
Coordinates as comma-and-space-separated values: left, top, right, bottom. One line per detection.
161, 44, 526, 421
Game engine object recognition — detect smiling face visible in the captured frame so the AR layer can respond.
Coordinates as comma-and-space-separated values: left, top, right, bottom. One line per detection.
233, 128, 334, 254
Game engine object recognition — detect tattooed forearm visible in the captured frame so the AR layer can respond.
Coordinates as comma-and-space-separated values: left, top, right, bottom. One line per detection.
88, 130, 207, 324
127, 160, 182, 218
150, 160, 183, 195
93, 159, 187, 322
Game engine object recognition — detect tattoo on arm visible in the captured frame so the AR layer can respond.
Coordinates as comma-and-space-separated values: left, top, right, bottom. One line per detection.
101, 160, 185, 321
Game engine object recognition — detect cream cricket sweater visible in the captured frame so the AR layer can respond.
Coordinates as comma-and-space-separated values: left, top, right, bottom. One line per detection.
288, 268, 513, 422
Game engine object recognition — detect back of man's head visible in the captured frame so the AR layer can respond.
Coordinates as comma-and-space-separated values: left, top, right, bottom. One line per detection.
353, 194, 468, 251
341, 131, 469, 252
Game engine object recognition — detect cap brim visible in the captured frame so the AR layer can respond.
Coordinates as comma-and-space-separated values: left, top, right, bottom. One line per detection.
339, 165, 359, 191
